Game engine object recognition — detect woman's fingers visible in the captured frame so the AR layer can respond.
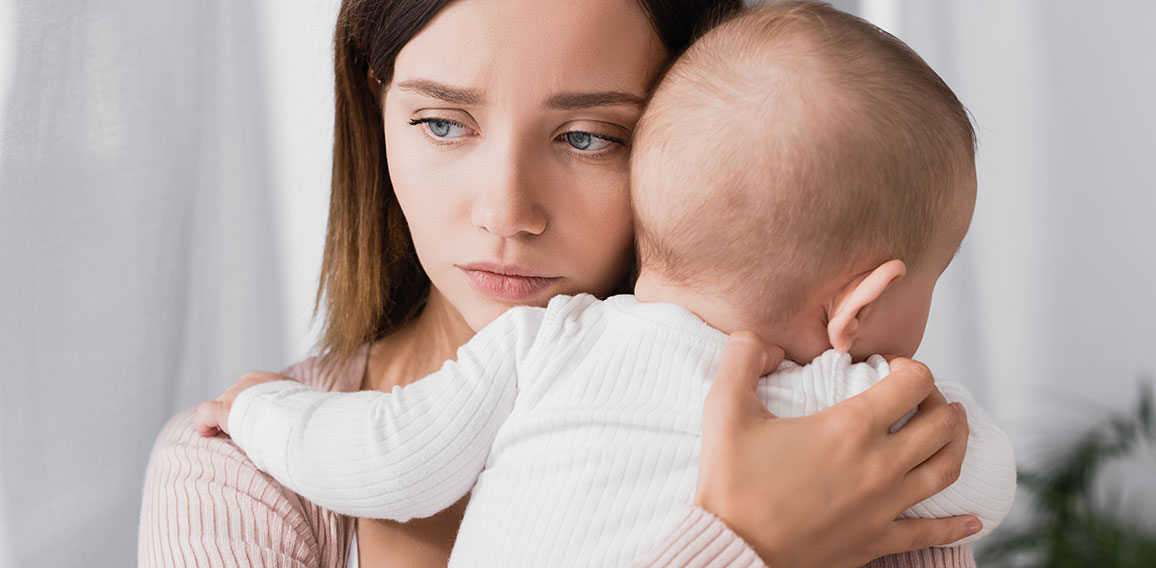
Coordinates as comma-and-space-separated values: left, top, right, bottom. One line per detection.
900, 403, 970, 506
705, 332, 784, 424
889, 390, 963, 470
854, 357, 936, 430
694, 332, 784, 531
873, 515, 982, 556
695, 350, 974, 565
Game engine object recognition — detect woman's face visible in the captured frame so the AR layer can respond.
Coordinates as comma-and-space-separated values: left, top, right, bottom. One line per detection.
382, 0, 666, 331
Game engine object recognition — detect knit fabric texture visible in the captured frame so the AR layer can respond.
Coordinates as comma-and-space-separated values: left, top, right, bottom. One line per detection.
227, 294, 1008, 566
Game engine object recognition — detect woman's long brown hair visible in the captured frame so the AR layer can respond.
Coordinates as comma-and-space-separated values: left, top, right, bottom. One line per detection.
317, 0, 743, 358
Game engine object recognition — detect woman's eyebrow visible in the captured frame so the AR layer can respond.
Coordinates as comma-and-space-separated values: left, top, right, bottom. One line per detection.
396, 79, 484, 105
546, 91, 646, 110
394, 80, 644, 110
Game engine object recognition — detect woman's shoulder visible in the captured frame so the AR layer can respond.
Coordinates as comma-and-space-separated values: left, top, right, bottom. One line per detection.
140, 406, 355, 567
137, 344, 370, 567
278, 342, 371, 393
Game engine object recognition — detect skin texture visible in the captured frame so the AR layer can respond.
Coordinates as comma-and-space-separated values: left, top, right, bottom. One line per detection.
630, 50, 980, 366
834, 182, 978, 361
383, 0, 659, 333
365, 0, 660, 564
195, 0, 980, 564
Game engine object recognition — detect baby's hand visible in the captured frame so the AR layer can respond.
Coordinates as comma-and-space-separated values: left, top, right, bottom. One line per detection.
194, 371, 291, 437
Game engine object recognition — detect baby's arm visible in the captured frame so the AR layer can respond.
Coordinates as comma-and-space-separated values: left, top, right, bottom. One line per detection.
195, 306, 545, 522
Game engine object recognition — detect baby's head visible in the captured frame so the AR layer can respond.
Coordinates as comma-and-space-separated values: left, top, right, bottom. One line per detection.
631, 1, 977, 363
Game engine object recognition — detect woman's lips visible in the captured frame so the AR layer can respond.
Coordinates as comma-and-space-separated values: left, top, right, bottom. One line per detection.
458, 263, 561, 302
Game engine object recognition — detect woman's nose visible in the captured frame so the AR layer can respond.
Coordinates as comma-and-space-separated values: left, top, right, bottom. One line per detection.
470, 153, 548, 238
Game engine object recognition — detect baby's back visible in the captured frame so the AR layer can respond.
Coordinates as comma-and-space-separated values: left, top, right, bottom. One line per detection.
447, 294, 1014, 566
449, 295, 719, 566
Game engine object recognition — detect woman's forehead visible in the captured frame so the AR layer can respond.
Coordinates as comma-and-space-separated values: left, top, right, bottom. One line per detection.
392, 0, 665, 101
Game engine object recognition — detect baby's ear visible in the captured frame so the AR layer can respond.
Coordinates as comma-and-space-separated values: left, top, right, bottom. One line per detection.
826, 259, 906, 353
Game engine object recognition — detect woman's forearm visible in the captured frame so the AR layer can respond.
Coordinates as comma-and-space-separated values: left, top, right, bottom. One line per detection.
630, 507, 763, 568
862, 547, 976, 568
631, 507, 976, 568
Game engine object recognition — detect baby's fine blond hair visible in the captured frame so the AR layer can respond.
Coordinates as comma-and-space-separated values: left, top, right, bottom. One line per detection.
631, 0, 976, 323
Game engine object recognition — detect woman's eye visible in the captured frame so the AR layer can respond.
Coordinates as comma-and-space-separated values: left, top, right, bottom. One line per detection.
562, 131, 619, 152
409, 118, 470, 140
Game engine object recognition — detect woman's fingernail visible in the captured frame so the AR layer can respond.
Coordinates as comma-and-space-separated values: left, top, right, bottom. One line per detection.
966, 519, 982, 534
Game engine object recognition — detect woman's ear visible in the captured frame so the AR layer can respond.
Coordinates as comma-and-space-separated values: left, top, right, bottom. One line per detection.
826, 259, 906, 353
368, 68, 383, 102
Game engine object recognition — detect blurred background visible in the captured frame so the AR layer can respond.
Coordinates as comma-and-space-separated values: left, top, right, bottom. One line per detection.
1, 0, 1153, 566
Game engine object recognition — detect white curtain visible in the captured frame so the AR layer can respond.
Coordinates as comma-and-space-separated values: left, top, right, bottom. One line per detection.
852, 0, 1156, 531
1, 1, 1153, 567
0, 1, 328, 566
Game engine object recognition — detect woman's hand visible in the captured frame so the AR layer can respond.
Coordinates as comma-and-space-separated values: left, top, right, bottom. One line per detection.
695, 332, 979, 568
193, 371, 290, 437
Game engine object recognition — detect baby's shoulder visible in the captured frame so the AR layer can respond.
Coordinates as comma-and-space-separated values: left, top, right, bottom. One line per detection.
530, 293, 613, 337
542, 292, 604, 319
475, 293, 606, 340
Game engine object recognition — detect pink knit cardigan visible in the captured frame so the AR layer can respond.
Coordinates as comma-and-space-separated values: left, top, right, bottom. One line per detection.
138, 346, 975, 567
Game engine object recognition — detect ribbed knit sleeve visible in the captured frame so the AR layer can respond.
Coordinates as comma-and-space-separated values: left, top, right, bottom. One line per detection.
862, 546, 976, 568
632, 507, 976, 568
139, 298, 984, 568
137, 350, 365, 567
226, 305, 545, 522
138, 407, 354, 567
631, 507, 763, 568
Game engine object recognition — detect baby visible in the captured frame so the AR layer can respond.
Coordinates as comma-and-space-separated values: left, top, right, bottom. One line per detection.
197, 2, 1015, 565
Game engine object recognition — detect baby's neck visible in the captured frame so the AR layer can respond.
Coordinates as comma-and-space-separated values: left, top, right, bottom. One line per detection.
633, 270, 832, 364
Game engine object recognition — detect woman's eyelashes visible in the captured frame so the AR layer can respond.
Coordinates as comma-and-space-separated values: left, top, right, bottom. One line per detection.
409, 117, 472, 142
559, 131, 627, 157
408, 116, 629, 158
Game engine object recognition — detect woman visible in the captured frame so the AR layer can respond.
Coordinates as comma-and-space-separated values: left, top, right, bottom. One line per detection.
139, 0, 978, 566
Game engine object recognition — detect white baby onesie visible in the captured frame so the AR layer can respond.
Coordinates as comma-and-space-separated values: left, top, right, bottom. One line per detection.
230, 294, 1016, 566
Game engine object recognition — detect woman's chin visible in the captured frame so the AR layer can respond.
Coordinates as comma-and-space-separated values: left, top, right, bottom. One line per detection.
457, 290, 555, 330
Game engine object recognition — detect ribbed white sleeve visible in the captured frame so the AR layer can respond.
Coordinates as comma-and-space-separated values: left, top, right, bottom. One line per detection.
757, 350, 1017, 545
221, 295, 1010, 566
227, 305, 547, 521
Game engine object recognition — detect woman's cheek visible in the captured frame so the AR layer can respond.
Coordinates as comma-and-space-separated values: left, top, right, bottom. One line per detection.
564, 173, 635, 295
